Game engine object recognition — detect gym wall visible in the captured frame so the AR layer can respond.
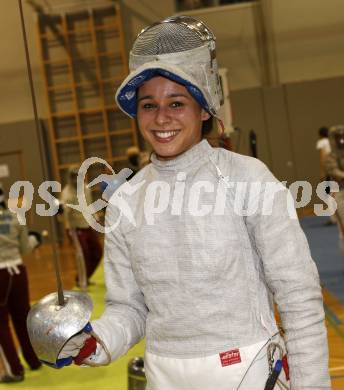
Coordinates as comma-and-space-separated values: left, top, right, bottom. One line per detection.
230, 75, 344, 206
0, 0, 343, 210
0, 119, 55, 234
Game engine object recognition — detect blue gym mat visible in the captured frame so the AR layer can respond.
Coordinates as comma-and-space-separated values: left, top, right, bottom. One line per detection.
300, 216, 344, 304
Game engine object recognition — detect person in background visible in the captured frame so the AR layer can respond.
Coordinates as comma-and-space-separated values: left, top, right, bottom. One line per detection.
60, 168, 102, 286
325, 125, 344, 255
0, 183, 41, 383
316, 126, 336, 225
316, 126, 331, 182
126, 146, 151, 179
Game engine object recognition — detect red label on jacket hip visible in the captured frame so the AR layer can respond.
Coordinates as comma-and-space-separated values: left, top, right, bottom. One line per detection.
219, 349, 241, 367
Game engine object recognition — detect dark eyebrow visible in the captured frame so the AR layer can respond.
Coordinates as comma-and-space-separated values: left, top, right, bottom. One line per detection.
137, 95, 153, 102
168, 93, 189, 99
138, 93, 189, 102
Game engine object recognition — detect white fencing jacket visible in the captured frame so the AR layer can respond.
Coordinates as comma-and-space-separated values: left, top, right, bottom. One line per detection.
92, 140, 330, 389
0, 208, 31, 272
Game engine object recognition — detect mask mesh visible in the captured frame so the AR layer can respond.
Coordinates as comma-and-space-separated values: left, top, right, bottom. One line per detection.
132, 22, 205, 56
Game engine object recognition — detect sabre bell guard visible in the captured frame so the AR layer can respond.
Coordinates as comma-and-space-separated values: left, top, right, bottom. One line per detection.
26, 290, 93, 368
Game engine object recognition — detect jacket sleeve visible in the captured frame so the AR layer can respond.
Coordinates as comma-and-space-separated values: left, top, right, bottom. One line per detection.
91, 202, 148, 363
244, 161, 330, 389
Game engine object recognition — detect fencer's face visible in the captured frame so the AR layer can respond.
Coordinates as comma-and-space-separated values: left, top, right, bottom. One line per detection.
137, 76, 210, 161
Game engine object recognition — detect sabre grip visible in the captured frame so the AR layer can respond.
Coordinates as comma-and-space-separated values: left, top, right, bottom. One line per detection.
264, 359, 283, 390
74, 335, 97, 365
73, 322, 97, 365
83, 322, 93, 333
48, 356, 73, 369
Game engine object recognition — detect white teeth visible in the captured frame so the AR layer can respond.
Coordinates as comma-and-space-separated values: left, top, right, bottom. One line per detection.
155, 131, 178, 139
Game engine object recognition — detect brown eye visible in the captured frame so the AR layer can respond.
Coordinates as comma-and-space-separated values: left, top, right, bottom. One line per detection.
170, 101, 184, 108
141, 103, 156, 110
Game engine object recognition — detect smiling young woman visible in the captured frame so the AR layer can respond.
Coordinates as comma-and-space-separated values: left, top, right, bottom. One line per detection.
55, 15, 330, 390
137, 76, 210, 160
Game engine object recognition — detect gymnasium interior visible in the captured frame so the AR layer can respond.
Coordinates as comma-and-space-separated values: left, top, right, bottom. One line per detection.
0, 0, 344, 389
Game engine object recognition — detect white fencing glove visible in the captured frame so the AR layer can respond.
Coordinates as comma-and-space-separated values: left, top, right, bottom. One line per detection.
58, 322, 113, 367
59, 332, 92, 358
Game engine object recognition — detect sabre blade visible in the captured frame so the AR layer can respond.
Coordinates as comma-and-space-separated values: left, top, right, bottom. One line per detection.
18, 0, 65, 306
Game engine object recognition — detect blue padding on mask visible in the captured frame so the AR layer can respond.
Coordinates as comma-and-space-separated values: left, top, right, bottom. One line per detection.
116, 68, 210, 117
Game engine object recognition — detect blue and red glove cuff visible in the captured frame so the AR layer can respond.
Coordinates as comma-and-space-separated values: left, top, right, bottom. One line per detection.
74, 335, 97, 365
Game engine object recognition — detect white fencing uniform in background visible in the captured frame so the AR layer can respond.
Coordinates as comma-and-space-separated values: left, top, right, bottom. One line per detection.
325, 125, 344, 255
